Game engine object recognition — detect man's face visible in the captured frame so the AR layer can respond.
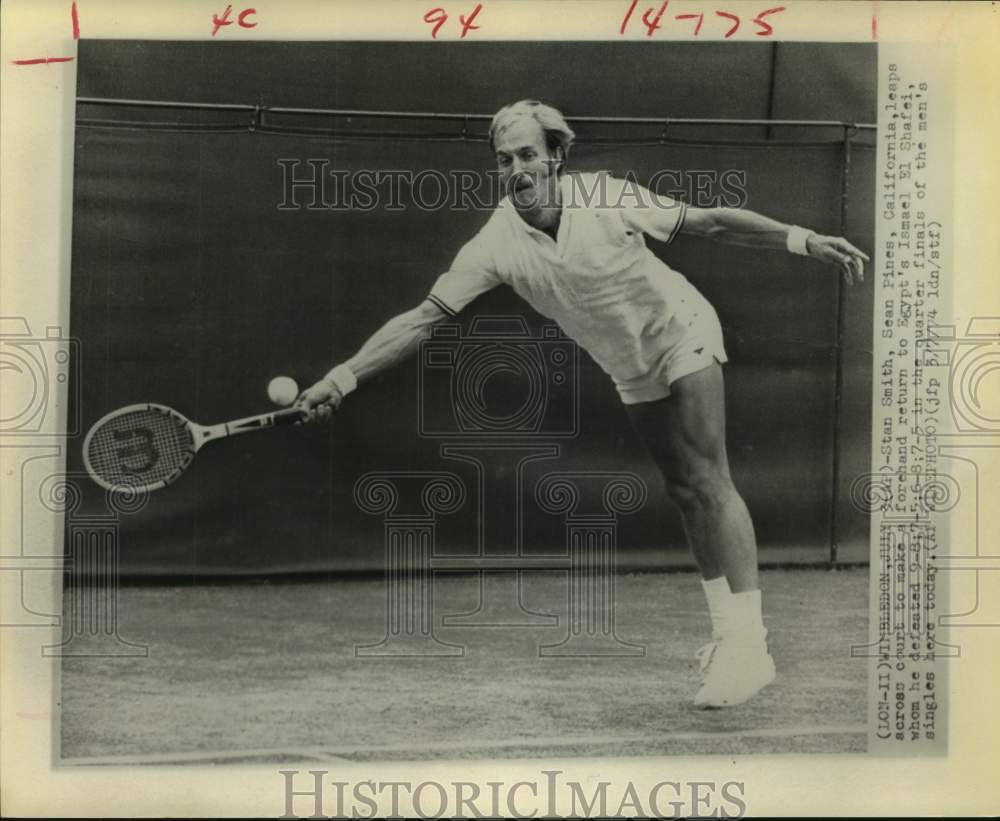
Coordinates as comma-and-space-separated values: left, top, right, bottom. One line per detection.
493, 118, 562, 210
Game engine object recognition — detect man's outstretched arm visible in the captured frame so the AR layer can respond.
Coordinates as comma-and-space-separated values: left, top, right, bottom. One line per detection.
680, 206, 870, 286
296, 298, 449, 421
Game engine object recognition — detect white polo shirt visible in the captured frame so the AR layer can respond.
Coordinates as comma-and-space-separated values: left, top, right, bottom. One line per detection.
428, 172, 725, 401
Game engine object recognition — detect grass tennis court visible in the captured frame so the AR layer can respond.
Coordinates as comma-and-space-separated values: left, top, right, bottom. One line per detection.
60, 567, 867, 763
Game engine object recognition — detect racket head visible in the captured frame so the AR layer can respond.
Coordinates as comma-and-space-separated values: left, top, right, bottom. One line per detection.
82, 403, 196, 494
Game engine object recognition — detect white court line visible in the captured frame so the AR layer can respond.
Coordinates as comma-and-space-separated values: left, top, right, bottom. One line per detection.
61, 724, 867, 766
60, 748, 355, 766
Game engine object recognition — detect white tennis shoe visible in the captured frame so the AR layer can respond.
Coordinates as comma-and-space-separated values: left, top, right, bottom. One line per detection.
693, 639, 776, 708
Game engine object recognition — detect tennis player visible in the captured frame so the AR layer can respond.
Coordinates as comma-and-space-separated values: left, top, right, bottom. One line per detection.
297, 100, 868, 708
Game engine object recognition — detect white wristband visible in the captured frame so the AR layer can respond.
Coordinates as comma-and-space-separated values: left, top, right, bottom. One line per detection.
323, 364, 358, 396
786, 225, 814, 256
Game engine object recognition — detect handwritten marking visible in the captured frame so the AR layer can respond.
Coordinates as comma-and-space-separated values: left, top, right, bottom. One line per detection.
752, 6, 785, 36
212, 4, 257, 36
872, 15, 878, 40
620, 0, 638, 34
212, 4, 233, 35
459, 3, 482, 36
11, 2, 79, 65
642, 1, 670, 36
715, 9, 740, 37
11, 57, 75, 65
620, 1, 783, 37
675, 12, 704, 35
424, 7, 448, 37
424, 4, 482, 38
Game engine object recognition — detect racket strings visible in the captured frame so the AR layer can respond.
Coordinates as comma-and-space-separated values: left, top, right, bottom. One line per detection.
85, 408, 194, 489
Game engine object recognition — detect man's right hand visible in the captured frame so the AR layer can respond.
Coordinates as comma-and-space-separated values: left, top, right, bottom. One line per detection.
295, 379, 344, 423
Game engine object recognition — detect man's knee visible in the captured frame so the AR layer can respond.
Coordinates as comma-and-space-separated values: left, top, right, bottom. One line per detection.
664, 462, 735, 514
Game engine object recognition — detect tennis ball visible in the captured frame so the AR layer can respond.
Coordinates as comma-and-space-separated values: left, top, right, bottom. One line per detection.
267, 375, 299, 407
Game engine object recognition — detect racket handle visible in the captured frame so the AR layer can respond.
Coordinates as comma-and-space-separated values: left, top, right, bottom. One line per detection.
203, 406, 312, 442
274, 407, 309, 426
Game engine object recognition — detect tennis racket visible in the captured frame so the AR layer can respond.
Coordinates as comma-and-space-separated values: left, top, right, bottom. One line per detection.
82, 403, 308, 493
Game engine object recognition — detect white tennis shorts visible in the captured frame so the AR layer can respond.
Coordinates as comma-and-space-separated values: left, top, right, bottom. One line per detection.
613, 297, 728, 405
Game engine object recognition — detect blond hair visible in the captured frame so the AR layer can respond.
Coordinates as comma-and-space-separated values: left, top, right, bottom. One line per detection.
489, 100, 576, 172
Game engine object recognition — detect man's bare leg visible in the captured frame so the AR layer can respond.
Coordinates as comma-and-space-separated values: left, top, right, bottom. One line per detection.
625, 361, 775, 707
624, 362, 757, 590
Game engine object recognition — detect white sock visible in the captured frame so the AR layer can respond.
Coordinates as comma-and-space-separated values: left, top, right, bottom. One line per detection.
729, 589, 768, 645
701, 576, 733, 640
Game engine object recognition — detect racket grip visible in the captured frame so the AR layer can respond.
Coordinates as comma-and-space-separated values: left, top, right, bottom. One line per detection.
274, 407, 309, 426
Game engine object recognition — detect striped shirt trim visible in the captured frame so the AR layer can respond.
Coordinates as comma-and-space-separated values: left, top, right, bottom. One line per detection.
665, 201, 688, 245
427, 293, 458, 317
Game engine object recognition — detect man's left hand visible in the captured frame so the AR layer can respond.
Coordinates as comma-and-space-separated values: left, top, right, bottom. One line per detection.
805, 234, 870, 286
